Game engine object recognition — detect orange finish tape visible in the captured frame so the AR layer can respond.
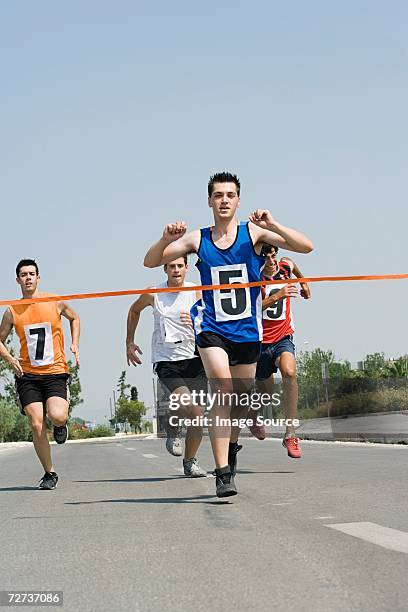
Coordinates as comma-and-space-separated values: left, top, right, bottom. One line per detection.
0, 274, 407, 307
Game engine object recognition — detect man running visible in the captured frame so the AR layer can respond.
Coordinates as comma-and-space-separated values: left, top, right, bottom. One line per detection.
144, 172, 313, 497
0, 259, 80, 490
126, 256, 207, 477
251, 244, 311, 458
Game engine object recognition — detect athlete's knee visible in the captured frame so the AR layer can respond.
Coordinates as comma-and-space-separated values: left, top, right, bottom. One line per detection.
281, 363, 297, 380
30, 419, 44, 437
210, 379, 234, 397
50, 413, 67, 427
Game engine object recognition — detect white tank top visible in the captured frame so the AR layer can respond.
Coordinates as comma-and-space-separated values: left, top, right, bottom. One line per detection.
151, 282, 198, 363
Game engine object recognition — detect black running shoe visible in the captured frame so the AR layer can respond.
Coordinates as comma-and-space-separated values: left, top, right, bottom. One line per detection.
39, 472, 59, 490
228, 442, 242, 477
215, 466, 237, 498
53, 424, 69, 444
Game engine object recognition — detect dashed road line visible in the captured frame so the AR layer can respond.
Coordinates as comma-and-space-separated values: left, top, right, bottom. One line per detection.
326, 522, 408, 554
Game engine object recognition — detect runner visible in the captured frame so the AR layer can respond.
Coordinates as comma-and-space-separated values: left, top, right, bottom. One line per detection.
250, 244, 311, 458
126, 256, 207, 477
144, 172, 313, 497
0, 259, 80, 490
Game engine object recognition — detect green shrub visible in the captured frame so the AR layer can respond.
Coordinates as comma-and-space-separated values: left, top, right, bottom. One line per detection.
90, 425, 115, 438
69, 427, 93, 440
299, 386, 408, 419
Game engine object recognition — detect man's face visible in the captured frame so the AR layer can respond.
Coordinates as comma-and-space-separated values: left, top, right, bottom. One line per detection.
164, 258, 188, 285
17, 266, 39, 293
263, 250, 278, 274
208, 182, 240, 219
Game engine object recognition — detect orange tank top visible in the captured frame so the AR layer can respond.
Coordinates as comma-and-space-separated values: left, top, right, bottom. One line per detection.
10, 293, 69, 375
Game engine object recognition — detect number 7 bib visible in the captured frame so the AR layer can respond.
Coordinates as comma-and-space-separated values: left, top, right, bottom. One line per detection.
24, 322, 54, 366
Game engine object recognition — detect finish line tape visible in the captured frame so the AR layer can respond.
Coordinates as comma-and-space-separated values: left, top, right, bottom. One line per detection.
0, 273, 407, 307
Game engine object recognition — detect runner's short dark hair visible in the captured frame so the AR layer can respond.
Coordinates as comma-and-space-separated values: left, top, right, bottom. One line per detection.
260, 244, 279, 257
164, 255, 188, 270
208, 172, 241, 197
16, 259, 39, 277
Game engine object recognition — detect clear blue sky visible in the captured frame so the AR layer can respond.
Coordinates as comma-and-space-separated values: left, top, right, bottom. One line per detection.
1, 1, 407, 422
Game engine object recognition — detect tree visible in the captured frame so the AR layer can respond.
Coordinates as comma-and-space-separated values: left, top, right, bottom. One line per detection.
4, 406, 32, 442
117, 370, 131, 399
0, 335, 18, 404
114, 374, 146, 432
363, 353, 388, 377
297, 348, 335, 382
116, 396, 146, 432
384, 355, 408, 379
67, 359, 83, 415
0, 400, 16, 442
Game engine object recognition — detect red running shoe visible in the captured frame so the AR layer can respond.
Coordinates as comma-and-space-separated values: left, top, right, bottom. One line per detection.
282, 436, 302, 458
249, 423, 266, 440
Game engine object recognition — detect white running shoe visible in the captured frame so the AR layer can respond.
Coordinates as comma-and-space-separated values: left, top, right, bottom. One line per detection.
183, 458, 207, 477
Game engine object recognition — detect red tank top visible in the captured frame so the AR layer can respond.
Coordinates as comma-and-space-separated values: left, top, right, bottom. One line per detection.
261, 261, 294, 344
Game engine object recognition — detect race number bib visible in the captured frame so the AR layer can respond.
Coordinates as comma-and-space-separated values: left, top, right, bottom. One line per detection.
211, 264, 251, 322
24, 322, 54, 366
262, 284, 287, 321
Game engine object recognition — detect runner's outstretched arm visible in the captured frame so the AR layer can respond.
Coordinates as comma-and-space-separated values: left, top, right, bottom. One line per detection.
281, 257, 311, 299
126, 293, 154, 366
0, 309, 23, 377
144, 223, 200, 267
59, 302, 81, 366
249, 209, 314, 253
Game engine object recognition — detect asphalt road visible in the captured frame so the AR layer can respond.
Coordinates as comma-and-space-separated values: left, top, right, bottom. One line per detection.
0, 437, 407, 612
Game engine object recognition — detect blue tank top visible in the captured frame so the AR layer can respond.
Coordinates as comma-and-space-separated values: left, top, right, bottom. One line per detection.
191, 222, 265, 342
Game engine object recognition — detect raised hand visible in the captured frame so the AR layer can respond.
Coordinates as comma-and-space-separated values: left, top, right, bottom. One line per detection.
249, 209, 276, 230
162, 221, 187, 244
276, 285, 299, 300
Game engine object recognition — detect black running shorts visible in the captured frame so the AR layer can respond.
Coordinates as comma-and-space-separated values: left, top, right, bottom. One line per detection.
196, 331, 261, 366
154, 357, 207, 394
15, 373, 70, 415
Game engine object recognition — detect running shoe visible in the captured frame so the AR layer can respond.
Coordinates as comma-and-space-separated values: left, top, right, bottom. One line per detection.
164, 417, 183, 456
282, 436, 302, 458
183, 458, 207, 478
53, 424, 69, 445
249, 422, 266, 440
166, 435, 182, 456
39, 472, 59, 490
228, 442, 242, 476
214, 466, 237, 498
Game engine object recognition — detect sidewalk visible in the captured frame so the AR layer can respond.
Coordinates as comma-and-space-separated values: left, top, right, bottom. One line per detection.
0, 433, 150, 450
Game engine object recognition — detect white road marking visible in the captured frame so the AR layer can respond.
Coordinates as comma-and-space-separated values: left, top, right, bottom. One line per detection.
125, 448, 136, 451
326, 522, 408, 554
142, 453, 158, 459
314, 516, 336, 520
259, 501, 295, 507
